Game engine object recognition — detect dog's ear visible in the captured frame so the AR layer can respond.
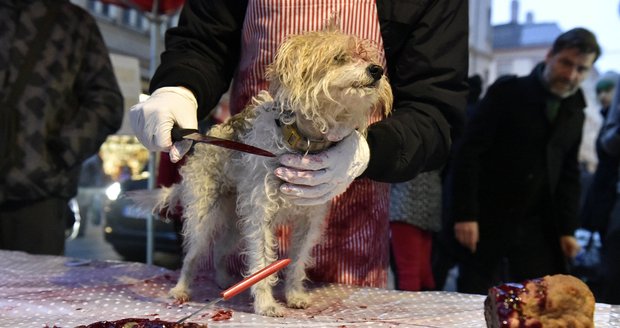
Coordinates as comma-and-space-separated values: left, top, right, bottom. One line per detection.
379, 78, 394, 117
266, 35, 314, 98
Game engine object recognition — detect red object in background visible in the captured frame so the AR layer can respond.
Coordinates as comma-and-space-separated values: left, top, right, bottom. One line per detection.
101, 0, 184, 15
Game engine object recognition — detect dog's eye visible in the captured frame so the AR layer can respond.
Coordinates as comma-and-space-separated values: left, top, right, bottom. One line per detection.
333, 54, 346, 63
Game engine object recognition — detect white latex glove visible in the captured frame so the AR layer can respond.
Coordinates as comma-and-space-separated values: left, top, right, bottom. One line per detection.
129, 86, 198, 162
275, 130, 369, 206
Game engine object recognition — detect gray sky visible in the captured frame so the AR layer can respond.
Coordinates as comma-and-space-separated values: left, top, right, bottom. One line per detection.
492, 0, 620, 74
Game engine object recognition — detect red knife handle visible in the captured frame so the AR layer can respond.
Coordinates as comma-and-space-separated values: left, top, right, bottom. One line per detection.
220, 259, 291, 300
171, 126, 199, 142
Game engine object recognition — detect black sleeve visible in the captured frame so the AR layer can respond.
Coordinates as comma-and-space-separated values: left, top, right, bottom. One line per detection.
449, 79, 511, 223
554, 133, 582, 236
149, 0, 248, 119
600, 76, 620, 155
363, 0, 469, 182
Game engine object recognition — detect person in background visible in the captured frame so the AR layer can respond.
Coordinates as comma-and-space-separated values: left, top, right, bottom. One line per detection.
389, 169, 443, 291
431, 74, 484, 290
450, 28, 601, 294
0, 0, 124, 255
589, 75, 620, 304
581, 77, 617, 237
464, 75, 483, 119
129, 0, 468, 287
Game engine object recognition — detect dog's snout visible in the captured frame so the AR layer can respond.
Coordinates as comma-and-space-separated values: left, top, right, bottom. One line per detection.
367, 64, 384, 81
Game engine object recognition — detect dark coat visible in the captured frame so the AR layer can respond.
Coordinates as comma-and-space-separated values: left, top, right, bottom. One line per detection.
580, 107, 619, 235
451, 64, 586, 240
0, 0, 123, 203
583, 76, 620, 236
148, 0, 469, 183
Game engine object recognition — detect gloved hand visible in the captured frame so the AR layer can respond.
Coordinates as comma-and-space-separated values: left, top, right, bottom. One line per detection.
129, 86, 198, 162
275, 130, 369, 206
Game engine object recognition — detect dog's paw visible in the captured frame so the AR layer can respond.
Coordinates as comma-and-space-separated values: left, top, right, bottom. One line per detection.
169, 286, 191, 303
286, 290, 311, 309
255, 301, 287, 317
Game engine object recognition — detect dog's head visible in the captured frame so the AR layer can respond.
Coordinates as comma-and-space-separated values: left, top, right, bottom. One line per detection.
266, 29, 393, 144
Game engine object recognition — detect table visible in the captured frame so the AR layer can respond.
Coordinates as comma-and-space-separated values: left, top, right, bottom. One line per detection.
0, 250, 617, 327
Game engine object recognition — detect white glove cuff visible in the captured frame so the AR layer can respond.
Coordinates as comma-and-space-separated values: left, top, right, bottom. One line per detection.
151, 86, 199, 110
347, 130, 370, 178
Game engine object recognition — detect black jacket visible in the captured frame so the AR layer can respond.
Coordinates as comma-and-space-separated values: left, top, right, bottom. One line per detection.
581, 75, 620, 235
0, 0, 123, 202
451, 64, 586, 237
149, 0, 469, 182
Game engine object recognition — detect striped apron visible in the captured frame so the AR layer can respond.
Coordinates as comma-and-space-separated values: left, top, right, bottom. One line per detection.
229, 0, 390, 287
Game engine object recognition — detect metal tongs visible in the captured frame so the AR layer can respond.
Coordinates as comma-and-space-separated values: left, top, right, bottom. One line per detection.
176, 258, 291, 323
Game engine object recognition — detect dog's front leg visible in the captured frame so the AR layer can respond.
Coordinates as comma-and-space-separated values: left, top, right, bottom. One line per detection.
285, 205, 329, 309
239, 207, 286, 317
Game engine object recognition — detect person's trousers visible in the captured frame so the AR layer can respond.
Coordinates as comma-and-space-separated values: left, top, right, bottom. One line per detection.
390, 221, 435, 291
600, 228, 620, 304
0, 197, 69, 255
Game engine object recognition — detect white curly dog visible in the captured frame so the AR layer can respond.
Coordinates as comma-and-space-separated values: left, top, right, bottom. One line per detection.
144, 27, 392, 316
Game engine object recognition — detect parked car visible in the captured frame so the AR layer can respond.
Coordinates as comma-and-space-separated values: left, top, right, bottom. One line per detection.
65, 197, 83, 240
103, 177, 182, 262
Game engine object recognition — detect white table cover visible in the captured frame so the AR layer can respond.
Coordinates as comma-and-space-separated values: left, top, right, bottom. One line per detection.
0, 250, 617, 327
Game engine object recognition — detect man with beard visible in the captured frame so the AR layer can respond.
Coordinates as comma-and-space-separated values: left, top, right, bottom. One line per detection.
449, 28, 601, 294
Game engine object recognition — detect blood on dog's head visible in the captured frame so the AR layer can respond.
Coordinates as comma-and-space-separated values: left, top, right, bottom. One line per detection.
266, 29, 393, 140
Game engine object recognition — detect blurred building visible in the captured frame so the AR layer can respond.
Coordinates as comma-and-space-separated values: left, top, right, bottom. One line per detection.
469, 0, 494, 87
71, 0, 178, 85
492, 0, 562, 79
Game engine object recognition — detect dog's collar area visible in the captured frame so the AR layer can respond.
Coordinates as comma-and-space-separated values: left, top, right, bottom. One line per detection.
277, 120, 332, 154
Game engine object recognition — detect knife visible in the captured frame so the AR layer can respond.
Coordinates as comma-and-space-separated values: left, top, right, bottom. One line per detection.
171, 126, 276, 158
176, 258, 292, 323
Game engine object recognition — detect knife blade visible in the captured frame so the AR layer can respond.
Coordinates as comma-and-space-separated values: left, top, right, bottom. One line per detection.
171, 127, 276, 158
176, 258, 292, 323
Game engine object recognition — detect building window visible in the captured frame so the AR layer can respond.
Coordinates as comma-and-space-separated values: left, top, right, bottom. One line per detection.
101, 3, 110, 17
86, 0, 97, 11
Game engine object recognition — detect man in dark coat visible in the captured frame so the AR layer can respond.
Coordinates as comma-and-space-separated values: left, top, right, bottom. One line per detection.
450, 28, 601, 294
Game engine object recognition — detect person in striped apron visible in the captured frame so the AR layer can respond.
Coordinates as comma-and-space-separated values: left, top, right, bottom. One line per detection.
130, 0, 468, 288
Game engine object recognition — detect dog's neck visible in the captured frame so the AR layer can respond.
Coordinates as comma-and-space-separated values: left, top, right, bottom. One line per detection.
274, 107, 332, 154
279, 121, 332, 154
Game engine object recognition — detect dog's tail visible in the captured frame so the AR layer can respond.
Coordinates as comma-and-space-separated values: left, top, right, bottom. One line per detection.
125, 185, 182, 218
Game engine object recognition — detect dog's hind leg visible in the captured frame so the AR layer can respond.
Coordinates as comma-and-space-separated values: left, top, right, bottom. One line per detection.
285, 205, 329, 309
211, 195, 241, 289
169, 193, 224, 302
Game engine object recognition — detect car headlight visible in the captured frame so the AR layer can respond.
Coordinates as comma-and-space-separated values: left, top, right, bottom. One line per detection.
105, 182, 121, 201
